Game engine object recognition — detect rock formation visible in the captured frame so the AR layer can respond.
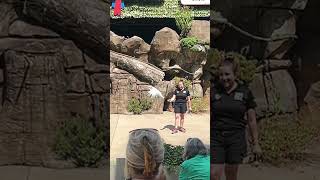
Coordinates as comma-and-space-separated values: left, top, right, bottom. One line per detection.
0, 0, 109, 167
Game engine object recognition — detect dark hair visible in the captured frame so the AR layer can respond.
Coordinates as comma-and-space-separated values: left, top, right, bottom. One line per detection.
182, 138, 208, 160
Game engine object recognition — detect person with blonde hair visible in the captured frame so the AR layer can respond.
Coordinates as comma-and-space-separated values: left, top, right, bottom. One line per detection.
126, 128, 166, 180
168, 80, 192, 134
211, 55, 262, 180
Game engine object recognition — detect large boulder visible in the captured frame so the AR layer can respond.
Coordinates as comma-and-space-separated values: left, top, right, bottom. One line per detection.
188, 20, 210, 44
261, 11, 296, 59
121, 36, 150, 63
304, 81, 320, 108
0, 1, 109, 167
189, 80, 203, 98
110, 31, 125, 52
149, 27, 181, 69
250, 70, 297, 118
178, 45, 207, 80
212, 0, 308, 59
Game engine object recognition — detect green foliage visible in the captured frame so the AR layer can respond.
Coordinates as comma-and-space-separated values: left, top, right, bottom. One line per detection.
54, 118, 106, 167
180, 37, 199, 49
191, 97, 208, 113
163, 143, 184, 172
206, 49, 257, 84
128, 97, 153, 114
110, 0, 210, 18
173, 77, 192, 89
175, 7, 193, 37
259, 114, 320, 165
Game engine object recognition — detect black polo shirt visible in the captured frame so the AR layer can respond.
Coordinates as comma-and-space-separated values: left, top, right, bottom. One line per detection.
211, 82, 257, 130
174, 88, 190, 103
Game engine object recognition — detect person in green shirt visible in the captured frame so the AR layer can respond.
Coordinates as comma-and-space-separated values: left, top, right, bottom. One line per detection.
179, 138, 210, 180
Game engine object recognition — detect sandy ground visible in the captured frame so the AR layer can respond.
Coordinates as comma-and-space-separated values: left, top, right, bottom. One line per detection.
110, 112, 210, 160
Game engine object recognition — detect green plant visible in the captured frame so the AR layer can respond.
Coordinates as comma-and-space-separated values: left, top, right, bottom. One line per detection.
110, 0, 210, 19
173, 77, 192, 89
191, 97, 208, 113
180, 37, 199, 49
259, 114, 320, 165
163, 143, 184, 172
128, 97, 153, 114
54, 118, 106, 167
175, 7, 193, 37
140, 98, 153, 111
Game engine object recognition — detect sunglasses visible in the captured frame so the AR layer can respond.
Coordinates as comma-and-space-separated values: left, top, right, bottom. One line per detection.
129, 128, 159, 134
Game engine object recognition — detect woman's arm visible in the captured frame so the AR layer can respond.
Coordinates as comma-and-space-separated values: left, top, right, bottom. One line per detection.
247, 109, 258, 145
187, 96, 192, 112
168, 95, 176, 102
247, 109, 261, 154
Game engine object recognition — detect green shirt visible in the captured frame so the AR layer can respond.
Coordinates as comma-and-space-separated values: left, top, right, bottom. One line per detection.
179, 155, 210, 180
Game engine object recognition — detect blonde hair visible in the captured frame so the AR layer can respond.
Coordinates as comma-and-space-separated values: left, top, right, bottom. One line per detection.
219, 54, 240, 77
126, 129, 164, 178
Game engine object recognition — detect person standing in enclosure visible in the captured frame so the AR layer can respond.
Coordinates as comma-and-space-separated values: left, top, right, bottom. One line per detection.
168, 80, 192, 134
210, 56, 262, 180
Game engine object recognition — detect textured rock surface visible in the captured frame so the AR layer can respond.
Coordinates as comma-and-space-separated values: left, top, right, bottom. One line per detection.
121, 36, 150, 63
23, 0, 109, 62
149, 27, 181, 69
110, 67, 164, 114
250, 70, 298, 118
188, 20, 210, 44
0, 1, 109, 167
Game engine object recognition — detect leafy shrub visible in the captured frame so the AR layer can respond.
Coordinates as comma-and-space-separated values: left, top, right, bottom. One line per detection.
140, 98, 153, 111
175, 7, 193, 37
54, 118, 106, 167
174, 77, 192, 89
207, 49, 257, 84
128, 97, 153, 114
191, 97, 208, 113
259, 114, 320, 165
181, 37, 199, 49
163, 143, 184, 172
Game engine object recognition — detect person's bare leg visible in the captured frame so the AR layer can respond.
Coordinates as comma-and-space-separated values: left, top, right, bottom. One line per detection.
180, 113, 185, 128
172, 113, 180, 133
211, 164, 224, 180
225, 164, 239, 180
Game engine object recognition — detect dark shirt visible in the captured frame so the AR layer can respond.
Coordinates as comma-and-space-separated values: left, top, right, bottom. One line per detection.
174, 88, 190, 103
211, 82, 257, 130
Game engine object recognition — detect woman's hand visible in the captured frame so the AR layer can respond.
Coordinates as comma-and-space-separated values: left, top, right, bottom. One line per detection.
252, 143, 262, 156
167, 99, 173, 102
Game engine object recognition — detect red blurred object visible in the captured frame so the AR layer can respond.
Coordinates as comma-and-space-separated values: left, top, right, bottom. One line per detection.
114, 0, 122, 16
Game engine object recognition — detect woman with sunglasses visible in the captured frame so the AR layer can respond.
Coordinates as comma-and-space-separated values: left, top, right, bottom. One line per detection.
179, 138, 210, 180
168, 80, 192, 134
126, 128, 166, 180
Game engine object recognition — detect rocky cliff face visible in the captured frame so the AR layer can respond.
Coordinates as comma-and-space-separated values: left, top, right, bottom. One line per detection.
211, 0, 320, 118
0, 0, 109, 167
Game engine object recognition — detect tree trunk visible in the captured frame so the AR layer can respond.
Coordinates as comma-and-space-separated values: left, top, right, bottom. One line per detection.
111, 51, 165, 85
23, 0, 109, 63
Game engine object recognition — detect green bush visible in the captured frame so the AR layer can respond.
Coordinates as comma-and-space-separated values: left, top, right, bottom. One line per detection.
175, 7, 193, 37
128, 97, 153, 114
163, 143, 184, 172
259, 114, 320, 165
181, 37, 199, 49
54, 118, 106, 167
207, 49, 257, 84
191, 97, 208, 113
